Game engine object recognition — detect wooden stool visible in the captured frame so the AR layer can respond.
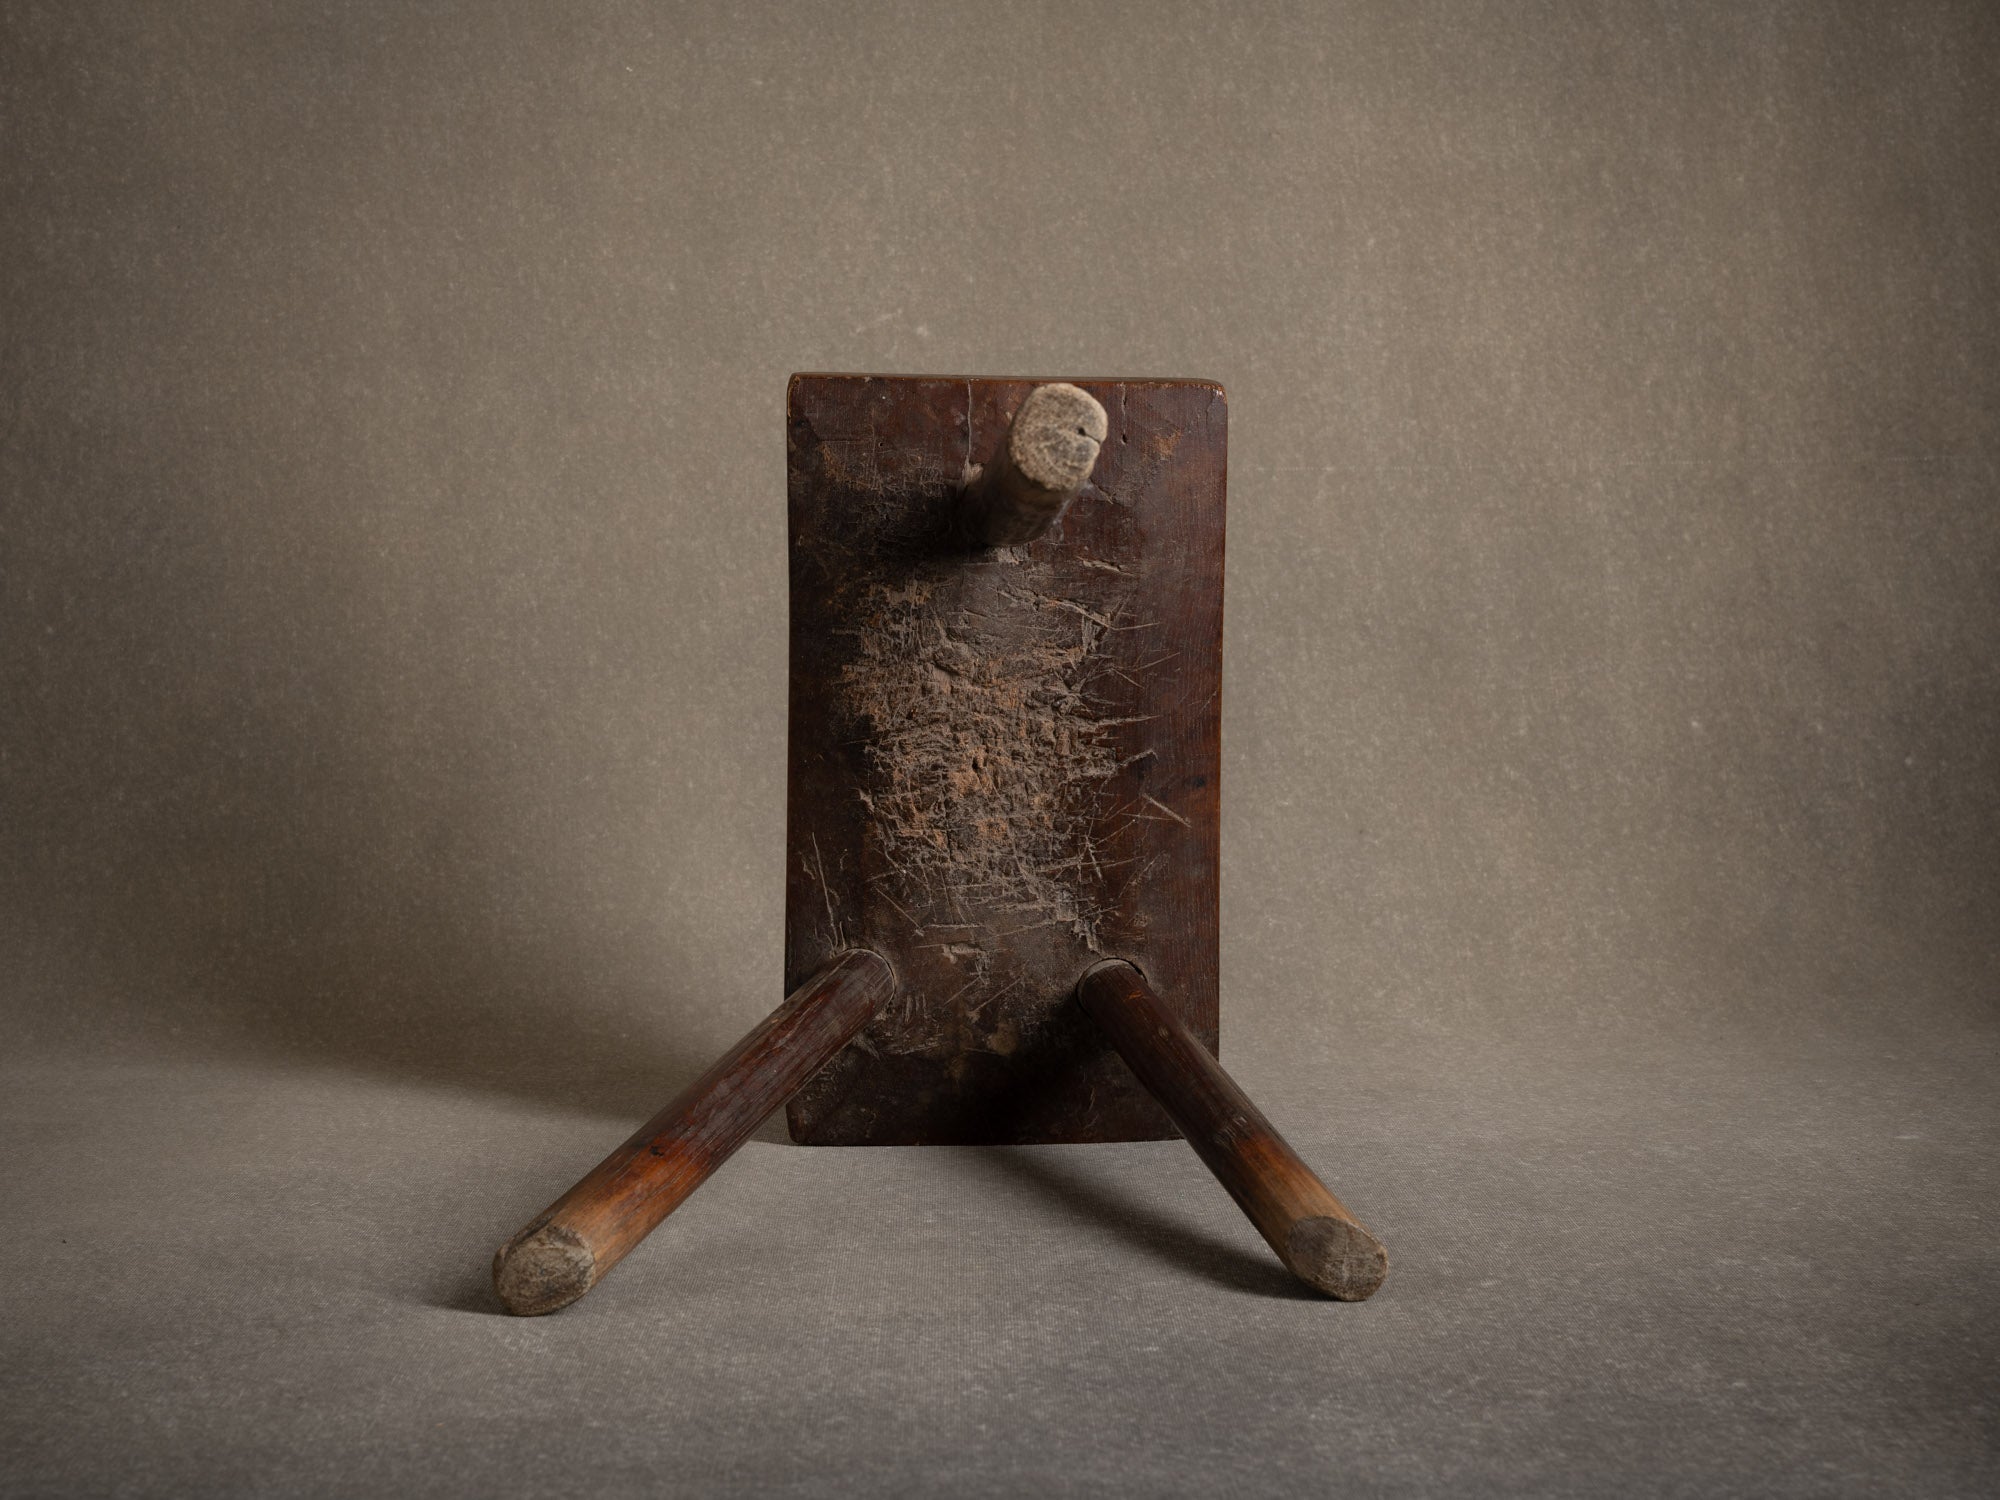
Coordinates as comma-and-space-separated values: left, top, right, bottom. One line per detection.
492, 375, 1387, 1314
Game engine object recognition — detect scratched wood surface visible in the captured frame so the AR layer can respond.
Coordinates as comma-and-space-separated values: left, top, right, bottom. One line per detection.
784, 374, 1226, 1145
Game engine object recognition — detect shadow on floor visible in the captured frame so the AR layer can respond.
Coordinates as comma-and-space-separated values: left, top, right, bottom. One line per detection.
433, 1262, 510, 1318
968, 1144, 1316, 1300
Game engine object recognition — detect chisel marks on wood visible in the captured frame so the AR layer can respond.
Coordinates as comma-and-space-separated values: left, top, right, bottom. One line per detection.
841, 566, 1135, 958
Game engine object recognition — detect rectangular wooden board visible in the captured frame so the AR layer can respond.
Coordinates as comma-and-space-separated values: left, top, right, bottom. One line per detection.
784, 374, 1226, 1145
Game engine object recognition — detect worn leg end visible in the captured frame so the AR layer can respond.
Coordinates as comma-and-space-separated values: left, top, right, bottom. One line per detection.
493, 1223, 597, 1316
1284, 1216, 1389, 1301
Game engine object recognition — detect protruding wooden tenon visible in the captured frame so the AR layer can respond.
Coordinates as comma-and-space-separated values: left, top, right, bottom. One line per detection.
960, 381, 1109, 546
1076, 959, 1387, 1300
493, 949, 896, 1315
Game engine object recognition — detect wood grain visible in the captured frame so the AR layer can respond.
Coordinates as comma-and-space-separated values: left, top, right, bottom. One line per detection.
784, 374, 1226, 1145
492, 948, 896, 1315
1076, 959, 1388, 1300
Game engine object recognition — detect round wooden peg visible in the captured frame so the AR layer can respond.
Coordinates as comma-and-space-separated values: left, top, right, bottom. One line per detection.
961, 382, 1109, 547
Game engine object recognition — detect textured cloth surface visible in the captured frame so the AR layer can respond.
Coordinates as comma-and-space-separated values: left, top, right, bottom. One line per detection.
2, 1036, 1994, 1498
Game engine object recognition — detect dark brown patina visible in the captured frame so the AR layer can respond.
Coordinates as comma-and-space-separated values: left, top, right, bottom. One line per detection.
783, 374, 1227, 1145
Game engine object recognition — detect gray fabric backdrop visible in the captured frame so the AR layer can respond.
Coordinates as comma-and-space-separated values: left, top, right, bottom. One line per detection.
4, 3, 1995, 1495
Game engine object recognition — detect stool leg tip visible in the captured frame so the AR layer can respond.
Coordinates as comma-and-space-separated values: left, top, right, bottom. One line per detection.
493, 1223, 597, 1316
1285, 1216, 1388, 1301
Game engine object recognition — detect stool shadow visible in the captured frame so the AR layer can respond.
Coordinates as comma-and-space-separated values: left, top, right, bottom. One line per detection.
969, 1144, 1318, 1300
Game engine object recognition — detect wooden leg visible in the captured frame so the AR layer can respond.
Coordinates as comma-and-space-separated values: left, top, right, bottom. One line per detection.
959, 382, 1108, 546
1075, 960, 1388, 1300
492, 949, 897, 1315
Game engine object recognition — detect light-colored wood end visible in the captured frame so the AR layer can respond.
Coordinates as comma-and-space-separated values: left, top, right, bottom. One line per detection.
1006, 382, 1108, 494
493, 1223, 597, 1316
964, 382, 1110, 546
1284, 1216, 1388, 1301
